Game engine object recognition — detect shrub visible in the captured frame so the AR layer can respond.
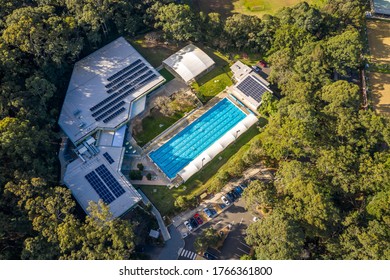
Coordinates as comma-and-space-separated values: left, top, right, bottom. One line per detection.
137, 163, 144, 171
130, 170, 143, 180
146, 173, 152, 180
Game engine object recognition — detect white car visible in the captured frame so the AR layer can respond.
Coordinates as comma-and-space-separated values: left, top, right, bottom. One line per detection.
221, 195, 230, 206
184, 220, 193, 231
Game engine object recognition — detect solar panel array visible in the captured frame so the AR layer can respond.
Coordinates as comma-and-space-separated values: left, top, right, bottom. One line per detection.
89, 58, 159, 124
106, 61, 144, 89
236, 76, 269, 103
96, 165, 125, 197
84, 164, 126, 204
94, 102, 126, 122
85, 171, 115, 204
106, 65, 148, 93
107, 59, 141, 82
103, 107, 126, 123
103, 152, 115, 164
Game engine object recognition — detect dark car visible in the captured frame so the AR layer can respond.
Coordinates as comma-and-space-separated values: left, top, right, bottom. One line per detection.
203, 207, 216, 218
194, 213, 203, 225
226, 192, 235, 202
234, 186, 244, 195
239, 183, 247, 189
232, 188, 241, 198
203, 251, 217, 260
189, 217, 198, 229
228, 190, 238, 200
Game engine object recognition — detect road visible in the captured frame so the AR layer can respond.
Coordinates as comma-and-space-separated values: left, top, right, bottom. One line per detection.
178, 197, 255, 260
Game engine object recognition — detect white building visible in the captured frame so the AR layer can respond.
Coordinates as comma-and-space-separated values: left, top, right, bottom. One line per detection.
163, 44, 215, 84
230, 61, 273, 112
59, 37, 165, 217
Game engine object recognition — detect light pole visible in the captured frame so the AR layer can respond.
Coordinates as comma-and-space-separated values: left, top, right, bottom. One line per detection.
235, 129, 241, 140
201, 157, 206, 169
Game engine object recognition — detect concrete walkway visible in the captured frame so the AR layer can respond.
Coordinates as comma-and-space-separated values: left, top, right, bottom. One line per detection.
138, 189, 171, 241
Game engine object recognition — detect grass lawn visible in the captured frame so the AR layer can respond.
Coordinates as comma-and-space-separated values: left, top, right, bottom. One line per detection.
133, 111, 184, 147
159, 68, 175, 83
128, 35, 182, 67
192, 66, 233, 103
137, 125, 260, 217
191, 0, 326, 18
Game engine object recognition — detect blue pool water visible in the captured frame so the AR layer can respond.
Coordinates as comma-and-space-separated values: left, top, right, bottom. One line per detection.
150, 98, 246, 179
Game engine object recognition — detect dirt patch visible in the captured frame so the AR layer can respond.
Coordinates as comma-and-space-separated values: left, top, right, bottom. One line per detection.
370, 72, 390, 115
367, 20, 390, 64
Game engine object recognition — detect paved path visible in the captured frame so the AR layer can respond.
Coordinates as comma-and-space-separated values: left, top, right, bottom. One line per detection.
138, 190, 171, 241
157, 225, 184, 260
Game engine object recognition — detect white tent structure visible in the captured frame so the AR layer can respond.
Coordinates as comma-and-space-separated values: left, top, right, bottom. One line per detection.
163, 44, 215, 84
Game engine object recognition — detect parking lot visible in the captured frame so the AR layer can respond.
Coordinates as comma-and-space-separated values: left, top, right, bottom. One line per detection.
178, 194, 256, 260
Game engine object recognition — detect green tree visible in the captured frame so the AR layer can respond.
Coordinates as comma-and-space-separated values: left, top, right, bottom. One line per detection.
193, 228, 220, 253
60, 201, 136, 260
3, 5, 83, 65
324, 28, 362, 75
243, 180, 276, 215
246, 211, 305, 259
150, 3, 198, 42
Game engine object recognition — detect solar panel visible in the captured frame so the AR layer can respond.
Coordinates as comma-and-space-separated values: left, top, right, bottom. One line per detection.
85, 171, 115, 204
107, 59, 141, 81
95, 101, 126, 121
236, 76, 269, 103
92, 99, 125, 118
105, 61, 144, 89
103, 152, 115, 164
102, 107, 126, 123
90, 71, 156, 112
95, 165, 125, 198
106, 64, 147, 92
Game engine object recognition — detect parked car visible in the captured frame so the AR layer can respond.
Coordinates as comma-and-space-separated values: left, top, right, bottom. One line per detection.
232, 188, 241, 198
203, 207, 216, 218
258, 60, 267, 67
226, 192, 235, 202
203, 251, 217, 260
239, 183, 247, 189
253, 65, 261, 73
228, 190, 238, 200
234, 186, 244, 195
189, 217, 198, 229
194, 213, 203, 225
184, 220, 193, 231
221, 195, 230, 206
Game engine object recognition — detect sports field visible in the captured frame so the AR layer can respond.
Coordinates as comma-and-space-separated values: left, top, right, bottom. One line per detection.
192, 0, 325, 18
370, 72, 390, 115
367, 20, 390, 64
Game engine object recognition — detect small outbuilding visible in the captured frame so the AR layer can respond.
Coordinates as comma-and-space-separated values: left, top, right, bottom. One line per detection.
163, 44, 215, 84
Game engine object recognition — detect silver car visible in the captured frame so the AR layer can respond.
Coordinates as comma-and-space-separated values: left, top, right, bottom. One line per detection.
184, 220, 193, 231
221, 195, 230, 206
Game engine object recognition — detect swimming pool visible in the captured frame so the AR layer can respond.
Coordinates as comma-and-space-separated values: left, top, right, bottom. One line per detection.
149, 98, 247, 179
